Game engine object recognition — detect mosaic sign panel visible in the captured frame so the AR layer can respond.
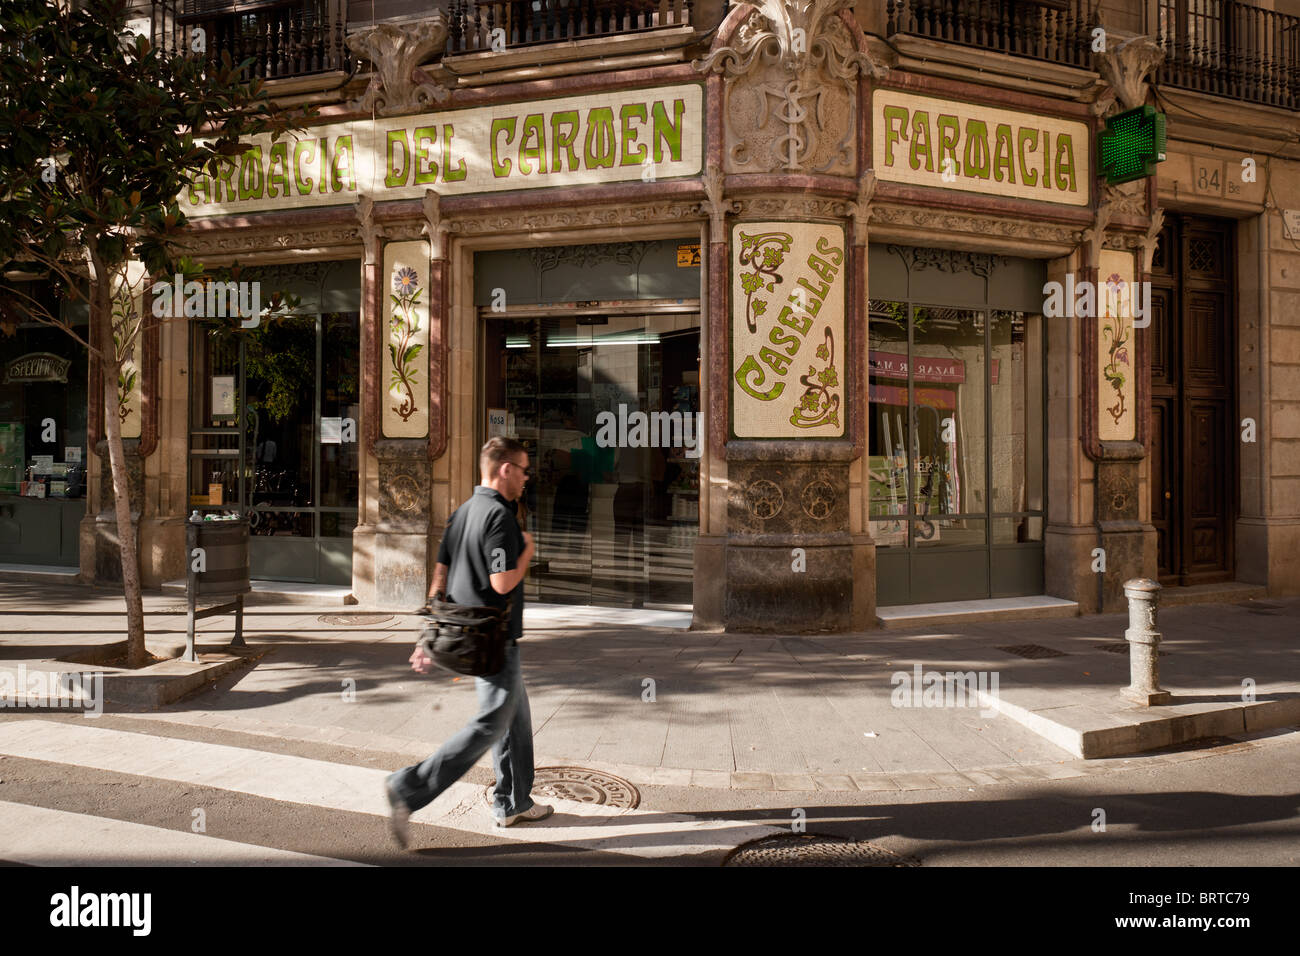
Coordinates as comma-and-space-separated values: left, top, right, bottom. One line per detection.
382, 241, 431, 439
180, 85, 703, 217
731, 221, 847, 439
1098, 249, 1137, 442
873, 90, 1090, 207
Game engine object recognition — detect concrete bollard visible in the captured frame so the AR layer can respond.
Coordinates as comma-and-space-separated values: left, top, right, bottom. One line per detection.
1119, 578, 1171, 706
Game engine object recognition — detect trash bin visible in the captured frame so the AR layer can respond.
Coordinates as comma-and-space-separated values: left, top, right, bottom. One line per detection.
184, 512, 251, 661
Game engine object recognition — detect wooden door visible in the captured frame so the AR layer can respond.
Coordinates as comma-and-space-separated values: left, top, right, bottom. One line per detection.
1148, 213, 1236, 585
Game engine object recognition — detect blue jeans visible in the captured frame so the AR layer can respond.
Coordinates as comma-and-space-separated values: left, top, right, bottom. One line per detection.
388, 642, 535, 819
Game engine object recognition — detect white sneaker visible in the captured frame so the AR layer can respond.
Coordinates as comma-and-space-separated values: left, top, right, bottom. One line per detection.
493, 803, 554, 828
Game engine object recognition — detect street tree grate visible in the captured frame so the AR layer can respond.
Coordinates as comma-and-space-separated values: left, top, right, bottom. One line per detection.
317, 614, 394, 626
724, 833, 921, 867
1096, 642, 1167, 656
996, 644, 1067, 659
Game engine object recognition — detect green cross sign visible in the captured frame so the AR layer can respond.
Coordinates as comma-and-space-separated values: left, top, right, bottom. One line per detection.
1098, 105, 1167, 185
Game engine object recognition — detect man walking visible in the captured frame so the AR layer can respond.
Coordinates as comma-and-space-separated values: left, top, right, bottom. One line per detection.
385, 436, 553, 848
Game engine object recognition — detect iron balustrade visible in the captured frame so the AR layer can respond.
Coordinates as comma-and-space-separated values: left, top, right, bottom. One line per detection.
150, 0, 349, 80
446, 0, 693, 53
886, 0, 1097, 69
887, 0, 1298, 110
1156, 0, 1300, 110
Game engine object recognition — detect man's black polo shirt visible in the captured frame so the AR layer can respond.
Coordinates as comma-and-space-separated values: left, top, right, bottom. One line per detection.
436, 486, 525, 643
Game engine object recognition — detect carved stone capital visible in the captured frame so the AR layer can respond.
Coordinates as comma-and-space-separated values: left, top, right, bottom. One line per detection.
701, 162, 738, 238
1139, 208, 1165, 274
1083, 200, 1115, 271
841, 169, 876, 245
346, 15, 451, 117
355, 194, 384, 266
1095, 33, 1165, 112
421, 188, 450, 260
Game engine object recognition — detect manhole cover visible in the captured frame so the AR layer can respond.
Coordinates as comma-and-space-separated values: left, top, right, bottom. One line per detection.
996, 644, 1067, 659
317, 613, 393, 626
725, 834, 920, 867
531, 767, 640, 809
1096, 642, 1168, 656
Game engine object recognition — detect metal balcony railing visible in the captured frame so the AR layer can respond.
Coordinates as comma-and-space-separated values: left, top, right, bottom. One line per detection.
886, 0, 1097, 70
149, 0, 349, 80
1156, 0, 1300, 109
446, 0, 693, 54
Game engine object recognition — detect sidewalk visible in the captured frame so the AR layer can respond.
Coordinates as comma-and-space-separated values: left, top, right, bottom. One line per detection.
1, 582, 1297, 792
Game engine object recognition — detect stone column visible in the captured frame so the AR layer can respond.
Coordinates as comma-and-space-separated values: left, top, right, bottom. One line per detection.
691, 0, 883, 632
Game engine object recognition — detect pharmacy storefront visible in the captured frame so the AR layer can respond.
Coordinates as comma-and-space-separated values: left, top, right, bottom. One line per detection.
65, 9, 1165, 628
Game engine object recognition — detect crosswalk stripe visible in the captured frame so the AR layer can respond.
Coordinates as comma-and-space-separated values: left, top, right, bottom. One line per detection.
0, 800, 369, 866
0, 720, 782, 859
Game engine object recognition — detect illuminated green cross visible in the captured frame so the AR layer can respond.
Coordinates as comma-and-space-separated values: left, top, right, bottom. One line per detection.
1098, 105, 1167, 185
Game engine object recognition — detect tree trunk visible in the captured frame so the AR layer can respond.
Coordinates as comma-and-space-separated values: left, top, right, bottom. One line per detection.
95, 275, 148, 668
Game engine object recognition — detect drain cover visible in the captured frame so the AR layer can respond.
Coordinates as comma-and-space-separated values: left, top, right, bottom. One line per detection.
1097, 642, 1168, 656
725, 834, 920, 867
996, 644, 1067, 659
317, 613, 393, 626
531, 767, 640, 809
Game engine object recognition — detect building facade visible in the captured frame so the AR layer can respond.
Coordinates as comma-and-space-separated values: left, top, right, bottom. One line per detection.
6, 0, 1296, 630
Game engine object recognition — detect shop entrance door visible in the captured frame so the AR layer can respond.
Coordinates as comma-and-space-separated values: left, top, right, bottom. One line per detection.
481, 311, 701, 608
188, 309, 360, 585
1149, 213, 1236, 585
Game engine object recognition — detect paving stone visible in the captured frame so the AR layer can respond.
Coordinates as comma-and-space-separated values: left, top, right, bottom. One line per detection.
1034, 764, 1088, 780
689, 769, 732, 789
771, 773, 817, 791
812, 774, 858, 791
961, 770, 1004, 787
928, 771, 977, 790
731, 772, 774, 790
891, 772, 941, 791
649, 767, 694, 787
848, 773, 898, 791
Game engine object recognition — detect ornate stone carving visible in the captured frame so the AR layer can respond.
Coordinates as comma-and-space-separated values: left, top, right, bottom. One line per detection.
696, 1, 883, 175
1097, 460, 1140, 523
421, 188, 450, 261
1104, 177, 1147, 218
745, 478, 785, 519
800, 479, 835, 520
356, 194, 384, 266
700, 162, 738, 237
527, 241, 659, 274
1139, 208, 1165, 274
868, 204, 1082, 247
346, 16, 451, 116
1083, 200, 1115, 271
839, 169, 876, 245
887, 245, 1007, 278
451, 201, 701, 236
377, 455, 430, 530
177, 226, 362, 258
1095, 33, 1166, 112
733, 195, 845, 220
